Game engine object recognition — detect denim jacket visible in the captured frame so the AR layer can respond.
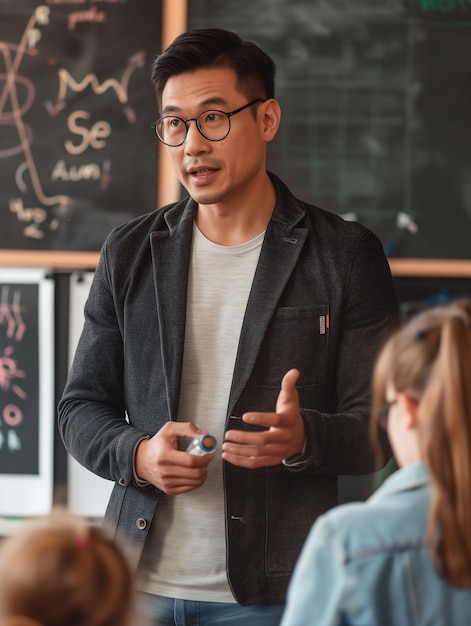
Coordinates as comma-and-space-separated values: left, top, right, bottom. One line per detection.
281, 463, 471, 625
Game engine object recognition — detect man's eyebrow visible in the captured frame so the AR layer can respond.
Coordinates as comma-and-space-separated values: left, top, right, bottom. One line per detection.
161, 97, 229, 115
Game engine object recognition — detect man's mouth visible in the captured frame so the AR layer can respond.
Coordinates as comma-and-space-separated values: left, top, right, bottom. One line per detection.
189, 167, 215, 175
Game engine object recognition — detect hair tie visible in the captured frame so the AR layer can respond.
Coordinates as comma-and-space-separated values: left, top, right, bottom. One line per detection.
75, 534, 93, 548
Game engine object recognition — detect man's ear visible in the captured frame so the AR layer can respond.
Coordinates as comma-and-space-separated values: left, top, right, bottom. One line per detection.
261, 98, 281, 142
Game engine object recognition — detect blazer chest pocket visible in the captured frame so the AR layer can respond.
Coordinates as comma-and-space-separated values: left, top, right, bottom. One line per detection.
250, 305, 329, 388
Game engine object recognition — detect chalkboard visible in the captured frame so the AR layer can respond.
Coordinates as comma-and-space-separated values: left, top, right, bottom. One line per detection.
0, 268, 54, 516
0, 0, 161, 252
189, 0, 471, 260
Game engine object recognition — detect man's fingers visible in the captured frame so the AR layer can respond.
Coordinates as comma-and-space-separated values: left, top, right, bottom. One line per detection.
157, 420, 205, 441
276, 368, 300, 412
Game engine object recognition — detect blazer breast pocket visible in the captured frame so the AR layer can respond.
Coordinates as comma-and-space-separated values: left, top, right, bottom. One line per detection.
250, 305, 329, 388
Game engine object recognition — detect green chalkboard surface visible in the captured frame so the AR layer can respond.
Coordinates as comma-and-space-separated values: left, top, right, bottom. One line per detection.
0, 1, 161, 252
190, 0, 471, 259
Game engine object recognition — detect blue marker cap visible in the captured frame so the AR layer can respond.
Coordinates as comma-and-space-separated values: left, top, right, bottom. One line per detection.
186, 434, 217, 455
198, 434, 217, 453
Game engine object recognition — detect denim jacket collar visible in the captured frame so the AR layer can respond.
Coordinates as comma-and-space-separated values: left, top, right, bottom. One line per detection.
370, 462, 429, 504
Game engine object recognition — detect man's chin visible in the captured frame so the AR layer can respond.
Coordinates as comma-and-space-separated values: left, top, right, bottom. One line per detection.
190, 190, 224, 206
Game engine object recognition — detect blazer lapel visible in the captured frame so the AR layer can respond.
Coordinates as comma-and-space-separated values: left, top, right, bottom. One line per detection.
150, 199, 196, 422
228, 219, 308, 414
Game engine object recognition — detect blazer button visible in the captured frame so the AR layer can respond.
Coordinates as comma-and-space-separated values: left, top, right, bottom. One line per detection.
136, 518, 147, 530
118, 478, 126, 486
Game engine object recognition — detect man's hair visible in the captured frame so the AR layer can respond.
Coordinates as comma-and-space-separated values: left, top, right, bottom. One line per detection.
151, 28, 276, 109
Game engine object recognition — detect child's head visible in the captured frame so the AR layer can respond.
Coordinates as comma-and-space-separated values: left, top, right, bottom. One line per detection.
371, 299, 471, 466
370, 299, 471, 586
0, 510, 133, 626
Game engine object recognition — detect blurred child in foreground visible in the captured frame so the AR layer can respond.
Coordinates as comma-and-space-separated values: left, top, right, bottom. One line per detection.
0, 510, 135, 626
281, 300, 471, 625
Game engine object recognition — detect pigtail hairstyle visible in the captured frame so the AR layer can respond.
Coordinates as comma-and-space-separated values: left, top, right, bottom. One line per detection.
420, 304, 471, 586
370, 300, 471, 587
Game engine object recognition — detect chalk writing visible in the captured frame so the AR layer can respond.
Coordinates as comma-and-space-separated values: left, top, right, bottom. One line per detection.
0, 347, 27, 401
0, 287, 26, 341
3, 404, 24, 427
68, 5, 106, 30
10, 198, 48, 225
51, 159, 101, 181
53, 49, 145, 109
0, 2, 153, 245
0, 428, 22, 452
64, 110, 111, 154
0, 6, 71, 214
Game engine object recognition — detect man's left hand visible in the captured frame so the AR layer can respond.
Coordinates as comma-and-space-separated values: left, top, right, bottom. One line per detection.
222, 368, 306, 468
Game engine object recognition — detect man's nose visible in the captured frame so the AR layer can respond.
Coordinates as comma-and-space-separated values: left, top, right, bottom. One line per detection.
184, 120, 208, 153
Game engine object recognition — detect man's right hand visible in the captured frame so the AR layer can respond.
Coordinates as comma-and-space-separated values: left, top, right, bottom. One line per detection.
134, 421, 214, 494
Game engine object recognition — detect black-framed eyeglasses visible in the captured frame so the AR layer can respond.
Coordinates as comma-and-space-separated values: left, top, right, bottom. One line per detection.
152, 98, 264, 147
379, 399, 398, 429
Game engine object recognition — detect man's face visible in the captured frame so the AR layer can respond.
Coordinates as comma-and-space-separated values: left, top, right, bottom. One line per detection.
160, 67, 270, 208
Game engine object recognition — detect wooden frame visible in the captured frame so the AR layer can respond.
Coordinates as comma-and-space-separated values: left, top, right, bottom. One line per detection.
388, 259, 471, 278
157, 0, 187, 209
1, 251, 470, 277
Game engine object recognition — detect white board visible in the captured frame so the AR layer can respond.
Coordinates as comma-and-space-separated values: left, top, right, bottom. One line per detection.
67, 271, 113, 518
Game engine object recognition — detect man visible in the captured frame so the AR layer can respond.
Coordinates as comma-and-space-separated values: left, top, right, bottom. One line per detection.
58, 28, 399, 625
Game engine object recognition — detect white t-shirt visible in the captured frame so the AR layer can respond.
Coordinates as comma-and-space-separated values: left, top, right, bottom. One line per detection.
137, 223, 264, 602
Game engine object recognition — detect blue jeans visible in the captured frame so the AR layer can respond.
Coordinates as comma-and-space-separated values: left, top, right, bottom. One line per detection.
137, 593, 285, 626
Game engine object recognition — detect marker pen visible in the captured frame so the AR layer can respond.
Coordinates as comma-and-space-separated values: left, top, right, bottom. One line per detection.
186, 434, 217, 456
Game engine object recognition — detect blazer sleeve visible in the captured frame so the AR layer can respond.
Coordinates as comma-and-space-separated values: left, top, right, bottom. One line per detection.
57, 242, 146, 485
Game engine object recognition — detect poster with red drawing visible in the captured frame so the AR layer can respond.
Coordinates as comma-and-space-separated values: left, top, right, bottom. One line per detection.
0, 268, 54, 516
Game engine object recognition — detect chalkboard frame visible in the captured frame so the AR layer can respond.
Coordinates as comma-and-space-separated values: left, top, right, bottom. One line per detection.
1, 252, 471, 277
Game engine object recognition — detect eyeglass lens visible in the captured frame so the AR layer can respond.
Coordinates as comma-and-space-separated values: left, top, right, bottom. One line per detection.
156, 110, 230, 146
154, 99, 263, 147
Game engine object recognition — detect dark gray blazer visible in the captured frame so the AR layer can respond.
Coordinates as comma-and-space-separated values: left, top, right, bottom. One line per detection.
58, 173, 399, 605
